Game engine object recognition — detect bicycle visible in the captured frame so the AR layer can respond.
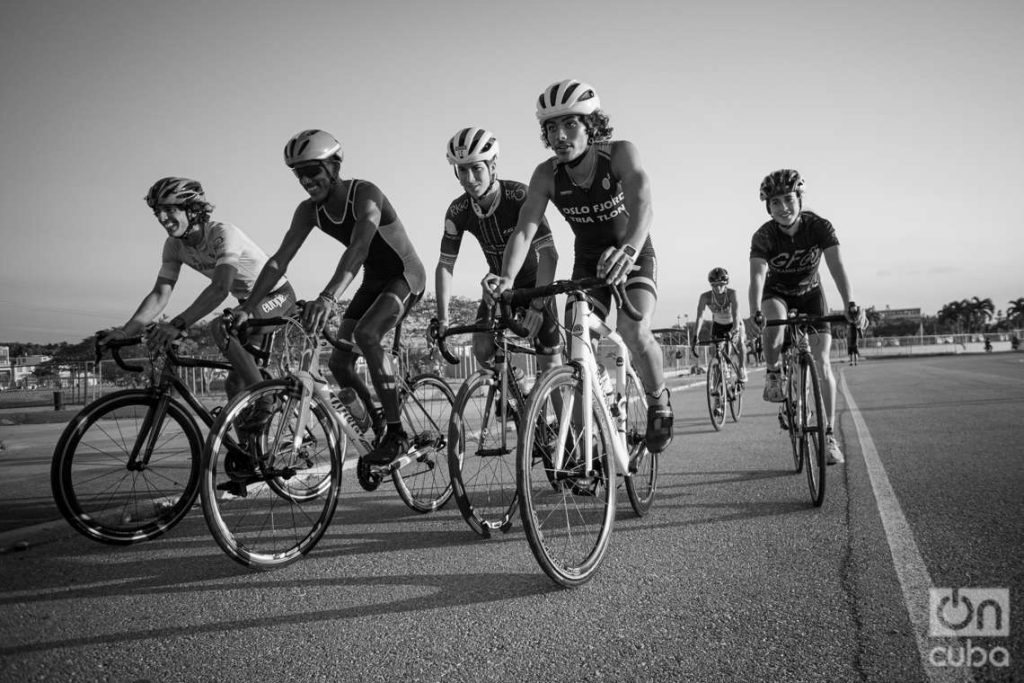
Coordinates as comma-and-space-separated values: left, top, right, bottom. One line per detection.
50, 322, 293, 545
501, 277, 658, 587
200, 313, 455, 569
695, 336, 745, 430
435, 308, 544, 538
765, 312, 849, 507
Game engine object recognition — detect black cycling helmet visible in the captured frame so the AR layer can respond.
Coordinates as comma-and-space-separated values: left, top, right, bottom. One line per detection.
708, 267, 729, 284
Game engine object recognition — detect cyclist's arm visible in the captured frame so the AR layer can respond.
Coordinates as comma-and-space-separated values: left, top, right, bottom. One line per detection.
435, 260, 454, 324
320, 185, 381, 300
241, 204, 315, 314
535, 238, 558, 287
173, 263, 237, 327
499, 163, 552, 283
749, 258, 768, 320
122, 278, 175, 335
822, 245, 854, 309
729, 288, 741, 324
693, 294, 708, 342
610, 140, 653, 254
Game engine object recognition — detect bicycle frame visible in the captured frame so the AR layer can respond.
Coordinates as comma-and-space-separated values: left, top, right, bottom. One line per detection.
551, 290, 634, 478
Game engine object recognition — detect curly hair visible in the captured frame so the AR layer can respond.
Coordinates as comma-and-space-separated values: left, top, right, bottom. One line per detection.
539, 110, 614, 148
184, 201, 214, 228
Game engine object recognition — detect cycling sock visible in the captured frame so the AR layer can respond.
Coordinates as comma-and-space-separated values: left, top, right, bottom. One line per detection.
646, 386, 669, 403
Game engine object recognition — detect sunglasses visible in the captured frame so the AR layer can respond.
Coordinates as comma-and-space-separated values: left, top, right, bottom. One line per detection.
292, 163, 325, 181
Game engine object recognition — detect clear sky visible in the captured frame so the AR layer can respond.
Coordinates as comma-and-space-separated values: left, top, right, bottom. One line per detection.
2, 0, 1022, 343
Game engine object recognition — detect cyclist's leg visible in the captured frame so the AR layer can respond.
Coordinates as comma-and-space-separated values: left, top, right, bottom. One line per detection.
532, 291, 563, 372
760, 296, 788, 402
471, 298, 497, 366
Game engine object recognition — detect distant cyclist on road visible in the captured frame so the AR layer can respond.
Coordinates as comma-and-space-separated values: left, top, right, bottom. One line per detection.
100, 176, 296, 401
435, 127, 561, 372
232, 129, 427, 466
748, 169, 865, 464
485, 78, 674, 453
691, 267, 749, 383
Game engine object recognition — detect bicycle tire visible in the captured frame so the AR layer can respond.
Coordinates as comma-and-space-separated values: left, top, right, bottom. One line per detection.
448, 369, 520, 537
392, 373, 455, 513
784, 360, 802, 473
705, 356, 725, 431
200, 378, 342, 569
800, 359, 827, 507
51, 389, 203, 545
726, 358, 744, 422
517, 364, 616, 587
623, 370, 657, 517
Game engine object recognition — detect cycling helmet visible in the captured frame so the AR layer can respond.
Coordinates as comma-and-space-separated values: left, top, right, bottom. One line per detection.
759, 169, 805, 201
446, 127, 500, 165
535, 79, 601, 121
283, 129, 343, 168
708, 267, 729, 284
145, 177, 207, 209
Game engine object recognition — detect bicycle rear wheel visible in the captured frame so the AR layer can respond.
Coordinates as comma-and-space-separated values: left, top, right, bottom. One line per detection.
623, 370, 657, 517
518, 365, 615, 587
201, 378, 341, 569
705, 356, 726, 431
51, 390, 202, 545
800, 359, 827, 507
392, 373, 455, 513
448, 370, 519, 537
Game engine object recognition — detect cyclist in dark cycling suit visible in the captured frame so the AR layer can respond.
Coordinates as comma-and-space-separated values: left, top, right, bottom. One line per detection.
234, 129, 427, 465
748, 169, 865, 464
487, 78, 673, 453
435, 127, 560, 371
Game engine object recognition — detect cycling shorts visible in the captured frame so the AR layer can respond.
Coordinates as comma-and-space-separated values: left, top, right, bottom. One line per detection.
475, 296, 561, 356
762, 285, 831, 334
344, 275, 420, 323
571, 252, 657, 321
711, 321, 741, 343
241, 282, 298, 348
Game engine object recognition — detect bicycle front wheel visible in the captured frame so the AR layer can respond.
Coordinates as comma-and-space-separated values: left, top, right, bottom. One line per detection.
50, 390, 202, 545
727, 360, 744, 422
392, 373, 455, 513
623, 370, 657, 517
518, 365, 616, 587
705, 357, 725, 431
800, 359, 827, 507
448, 370, 519, 537
784, 362, 802, 473
201, 378, 342, 569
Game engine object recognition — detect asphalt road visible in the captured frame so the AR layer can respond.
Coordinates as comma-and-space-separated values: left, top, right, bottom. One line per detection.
0, 354, 1021, 682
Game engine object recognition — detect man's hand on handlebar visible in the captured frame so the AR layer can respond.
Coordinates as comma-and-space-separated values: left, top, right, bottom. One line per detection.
752, 310, 765, 332
147, 321, 182, 353
482, 273, 513, 306
598, 245, 638, 286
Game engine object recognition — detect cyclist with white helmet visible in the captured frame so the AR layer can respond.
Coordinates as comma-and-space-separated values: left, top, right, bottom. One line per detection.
100, 177, 297, 400
436, 127, 560, 368
485, 78, 674, 454
233, 129, 427, 465
748, 168, 865, 464
692, 267, 749, 383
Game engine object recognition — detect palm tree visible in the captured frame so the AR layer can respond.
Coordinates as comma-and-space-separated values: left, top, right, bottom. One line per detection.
937, 299, 969, 334
1007, 298, 1024, 326
967, 296, 995, 332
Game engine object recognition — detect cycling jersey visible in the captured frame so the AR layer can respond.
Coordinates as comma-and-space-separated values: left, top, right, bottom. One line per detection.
702, 288, 735, 325
749, 211, 839, 297
315, 179, 426, 295
158, 221, 286, 300
439, 179, 555, 282
549, 143, 655, 271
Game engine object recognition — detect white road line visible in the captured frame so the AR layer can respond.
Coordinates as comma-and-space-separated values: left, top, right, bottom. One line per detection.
839, 372, 970, 682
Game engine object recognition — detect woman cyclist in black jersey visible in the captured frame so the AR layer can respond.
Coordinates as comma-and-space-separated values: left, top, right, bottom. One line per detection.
747, 169, 866, 465
435, 126, 560, 370
485, 78, 674, 453
232, 129, 427, 465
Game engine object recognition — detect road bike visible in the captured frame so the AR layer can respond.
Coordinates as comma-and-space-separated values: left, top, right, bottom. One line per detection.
200, 313, 454, 569
766, 312, 848, 507
435, 308, 543, 538
50, 323, 292, 545
502, 277, 658, 587
695, 336, 744, 430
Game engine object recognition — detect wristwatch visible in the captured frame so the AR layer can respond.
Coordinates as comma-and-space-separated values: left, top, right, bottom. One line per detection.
621, 244, 637, 259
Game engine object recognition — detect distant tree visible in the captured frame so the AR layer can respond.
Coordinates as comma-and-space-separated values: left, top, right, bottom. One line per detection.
1006, 298, 1024, 327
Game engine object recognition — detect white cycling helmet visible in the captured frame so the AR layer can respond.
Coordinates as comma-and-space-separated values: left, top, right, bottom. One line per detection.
283, 129, 343, 168
535, 79, 601, 121
446, 127, 500, 165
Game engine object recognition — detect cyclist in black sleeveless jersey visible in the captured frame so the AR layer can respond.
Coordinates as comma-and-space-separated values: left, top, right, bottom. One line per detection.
234, 130, 427, 465
486, 79, 674, 453
436, 127, 560, 370
748, 169, 866, 464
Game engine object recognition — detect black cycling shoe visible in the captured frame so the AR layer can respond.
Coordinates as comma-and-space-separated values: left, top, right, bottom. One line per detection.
364, 429, 410, 466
